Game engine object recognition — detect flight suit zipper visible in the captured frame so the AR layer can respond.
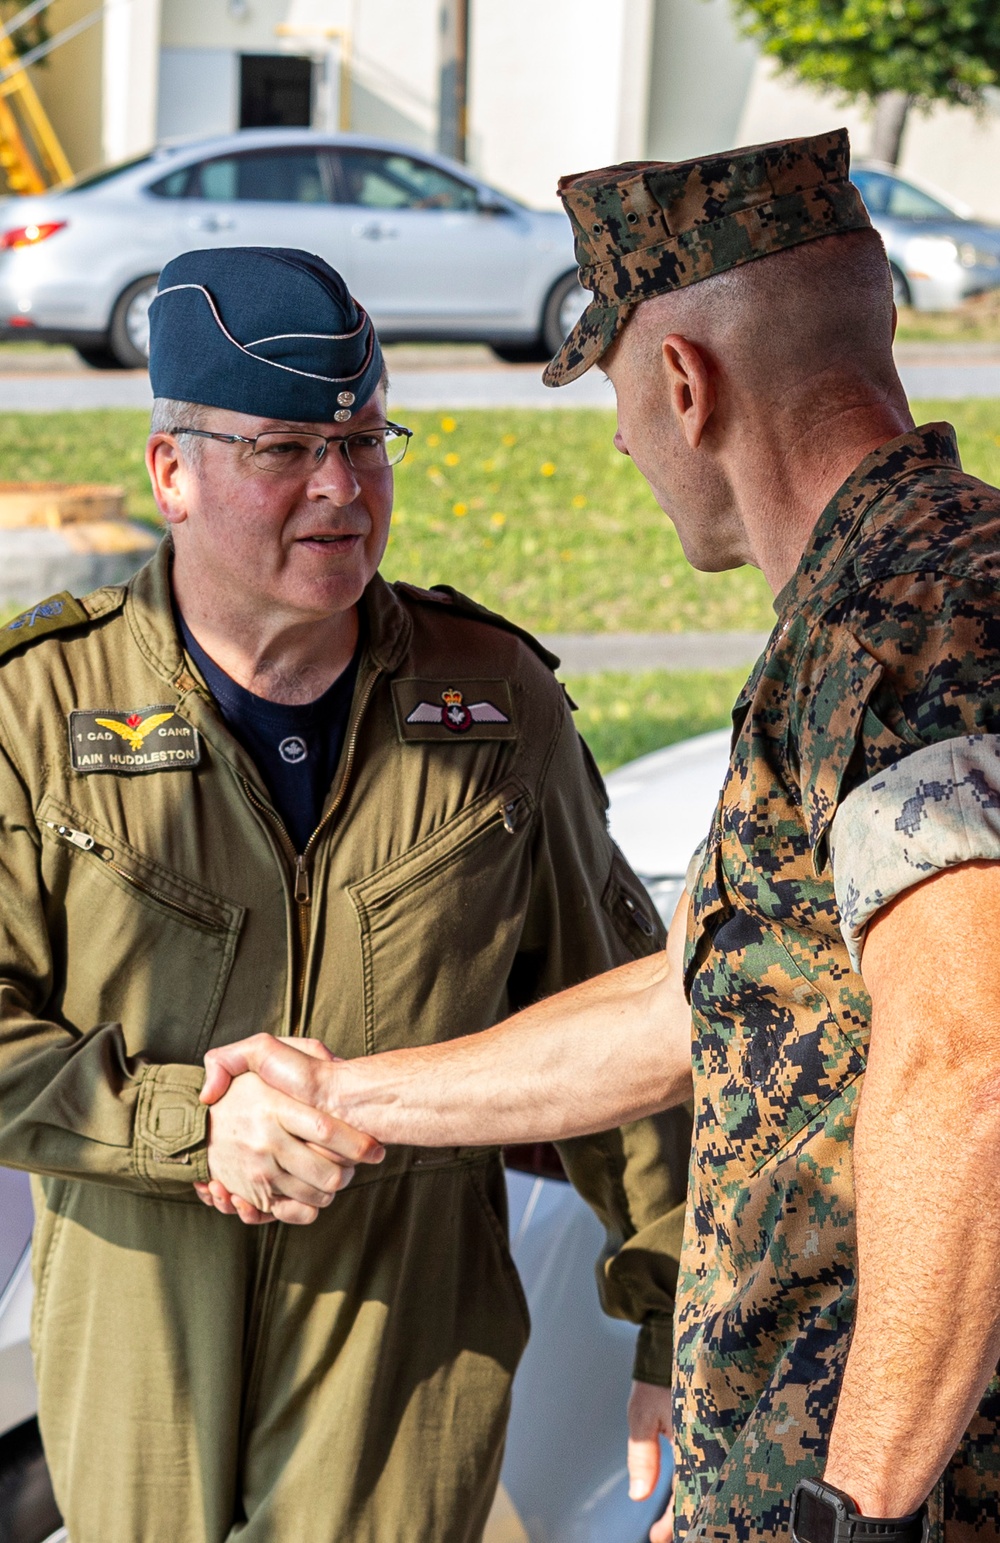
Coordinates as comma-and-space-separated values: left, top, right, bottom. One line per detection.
236, 664, 382, 1415
239, 664, 382, 1035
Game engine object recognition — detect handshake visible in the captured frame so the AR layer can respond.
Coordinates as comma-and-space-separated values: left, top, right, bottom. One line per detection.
194, 1034, 388, 1226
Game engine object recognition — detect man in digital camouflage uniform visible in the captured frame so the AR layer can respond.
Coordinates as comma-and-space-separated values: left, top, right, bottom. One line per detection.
0, 246, 690, 1542
209, 132, 1000, 1543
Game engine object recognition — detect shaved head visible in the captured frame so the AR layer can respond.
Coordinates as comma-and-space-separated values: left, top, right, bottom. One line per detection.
604, 229, 912, 589
625, 229, 897, 414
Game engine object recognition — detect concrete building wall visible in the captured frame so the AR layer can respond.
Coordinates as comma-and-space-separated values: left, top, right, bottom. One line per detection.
103, 0, 161, 163
468, 0, 650, 208
646, 0, 757, 161
348, 0, 437, 148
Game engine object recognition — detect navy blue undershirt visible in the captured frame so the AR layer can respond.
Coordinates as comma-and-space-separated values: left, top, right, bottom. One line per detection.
179, 617, 361, 853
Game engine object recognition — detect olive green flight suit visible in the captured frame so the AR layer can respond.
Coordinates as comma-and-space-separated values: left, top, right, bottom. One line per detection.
0, 543, 688, 1543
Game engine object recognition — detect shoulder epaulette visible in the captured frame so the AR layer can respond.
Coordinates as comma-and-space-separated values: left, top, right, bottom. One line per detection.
394, 582, 560, 671
0, 591, 100, 663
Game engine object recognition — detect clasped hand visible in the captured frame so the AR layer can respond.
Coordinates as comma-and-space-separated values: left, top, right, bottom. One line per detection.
195, 1034, 379, 1226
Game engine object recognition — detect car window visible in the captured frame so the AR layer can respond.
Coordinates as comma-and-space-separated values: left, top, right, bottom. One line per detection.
852, 169, 953, 220
67, 153, 155, 191
335, 150, 479, 212
885, 179, 953, 219
851, 170, 891, 214
149, 150, 330, 203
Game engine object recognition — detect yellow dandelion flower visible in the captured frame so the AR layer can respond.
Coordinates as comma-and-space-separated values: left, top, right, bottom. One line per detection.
426, 433, 441, 447
444, 451, 460, 467
490, 511, 506, 527
541, 461, 556, 477
571, 493, 587, 508
453, 502, 468, 517
441, 416, 457, 433
560, 549, 574, 561
502, 433, 517, 447
481, 458, 496, 472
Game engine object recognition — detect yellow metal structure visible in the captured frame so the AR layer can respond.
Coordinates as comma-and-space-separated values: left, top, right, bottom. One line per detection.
0, 27, 71, 193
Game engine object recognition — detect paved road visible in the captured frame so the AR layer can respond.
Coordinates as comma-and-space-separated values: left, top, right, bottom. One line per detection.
541, 631, 769, 673
0, 344, 996, 410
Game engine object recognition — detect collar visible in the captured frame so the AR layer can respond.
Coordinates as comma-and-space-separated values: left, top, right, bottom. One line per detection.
124, 537, 413, 691
772, 423, 961, 622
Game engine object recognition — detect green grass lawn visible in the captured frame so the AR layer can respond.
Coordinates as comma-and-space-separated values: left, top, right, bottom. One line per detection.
0, 398, 996, 633
2, 400, 996, 769
567, 669, 744, 772
895, 291, 1000, 344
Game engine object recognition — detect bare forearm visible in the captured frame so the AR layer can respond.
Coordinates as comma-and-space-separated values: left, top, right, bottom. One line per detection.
331, 948, 693, 1148
825, 1062, 1000, 1514
825, 865, 1000, 1515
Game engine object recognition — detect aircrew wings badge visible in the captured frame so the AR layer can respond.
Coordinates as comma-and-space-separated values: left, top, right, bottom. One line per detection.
69, 705, 201, 774
392, 679, 516, 743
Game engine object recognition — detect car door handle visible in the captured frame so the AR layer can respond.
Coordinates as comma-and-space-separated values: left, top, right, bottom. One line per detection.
355, 221, 399, 241
188, 215, 235, 232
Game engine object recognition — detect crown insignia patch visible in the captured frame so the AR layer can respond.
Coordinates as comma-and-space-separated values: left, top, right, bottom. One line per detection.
392, 679, 516, 743
407, 687, 509, 734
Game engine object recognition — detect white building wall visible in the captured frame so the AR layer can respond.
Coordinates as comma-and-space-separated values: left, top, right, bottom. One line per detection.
348, 0, 438, 148
157, 47, 239, 140
102, 0, 163, 163
468, 0, 640, 208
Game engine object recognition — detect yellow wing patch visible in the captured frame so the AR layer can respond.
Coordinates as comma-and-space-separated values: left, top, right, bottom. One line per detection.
93, 712, 175, 752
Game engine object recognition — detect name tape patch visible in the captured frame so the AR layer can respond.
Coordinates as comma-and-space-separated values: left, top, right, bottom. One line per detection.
69, 706, 201, 775
392, 679, 516, 743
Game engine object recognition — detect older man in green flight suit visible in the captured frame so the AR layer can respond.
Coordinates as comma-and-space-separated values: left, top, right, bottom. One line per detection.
0, 245, 689, 1543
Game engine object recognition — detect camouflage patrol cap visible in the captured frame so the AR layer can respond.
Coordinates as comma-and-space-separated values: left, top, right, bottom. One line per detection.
544, 127, 871, 387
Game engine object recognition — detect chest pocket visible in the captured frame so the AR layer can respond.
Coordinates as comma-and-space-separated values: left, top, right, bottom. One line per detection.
349, 776, 534, 1053
691, 906, 865, 1175
38, 795, 244, 1064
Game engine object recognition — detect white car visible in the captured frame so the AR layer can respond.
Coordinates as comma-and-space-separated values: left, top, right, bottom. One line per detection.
0, 130, 588, 370
0, 731, 730, 1543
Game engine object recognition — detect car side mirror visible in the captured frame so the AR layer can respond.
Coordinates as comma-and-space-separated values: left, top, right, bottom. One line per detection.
476, 191, 511, 216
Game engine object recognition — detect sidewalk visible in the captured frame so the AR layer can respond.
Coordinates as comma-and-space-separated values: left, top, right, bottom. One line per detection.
0, 342, 996, 410
540, 631, 769, 673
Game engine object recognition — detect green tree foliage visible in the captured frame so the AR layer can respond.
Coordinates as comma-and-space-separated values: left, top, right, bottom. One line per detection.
731, 0, 1000, 109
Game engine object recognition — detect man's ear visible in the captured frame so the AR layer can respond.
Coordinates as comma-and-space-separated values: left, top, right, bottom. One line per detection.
660, 334, 716, 451
146, 434, 189, 526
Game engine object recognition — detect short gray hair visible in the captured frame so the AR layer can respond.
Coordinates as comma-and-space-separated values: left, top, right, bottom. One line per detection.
150, 398, 207, 463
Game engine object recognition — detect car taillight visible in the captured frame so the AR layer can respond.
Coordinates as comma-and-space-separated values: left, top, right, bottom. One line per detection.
0, 220, 67, 249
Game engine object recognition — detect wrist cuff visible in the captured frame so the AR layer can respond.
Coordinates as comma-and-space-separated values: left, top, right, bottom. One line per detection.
134, 1064, 210, 1192
632, 1317, 673, 1386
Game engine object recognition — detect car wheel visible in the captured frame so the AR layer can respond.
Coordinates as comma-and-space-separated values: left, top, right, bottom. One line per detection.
491, 340, 551, 364
889, 262, 912, 308
107, 274, 158, 369
0, 1419, 62, 1543
541, 271, 589, 358
75, 344, 125, 370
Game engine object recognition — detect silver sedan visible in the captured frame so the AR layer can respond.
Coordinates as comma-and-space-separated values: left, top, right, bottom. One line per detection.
852, 161, 1000, 311
0, 129, 588, 369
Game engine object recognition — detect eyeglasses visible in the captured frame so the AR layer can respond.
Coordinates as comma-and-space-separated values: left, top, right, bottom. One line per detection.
168, 421, 413, 476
